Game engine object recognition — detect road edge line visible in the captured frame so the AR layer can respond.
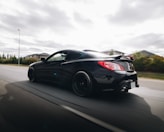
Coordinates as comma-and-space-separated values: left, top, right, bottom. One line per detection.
61, 105, 126, 132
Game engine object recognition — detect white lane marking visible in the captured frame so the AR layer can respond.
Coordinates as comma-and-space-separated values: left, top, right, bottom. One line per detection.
61, 105, 126, 132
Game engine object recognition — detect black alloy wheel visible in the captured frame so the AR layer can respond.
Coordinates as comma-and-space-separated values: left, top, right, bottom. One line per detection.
72, 71, 93, 97
28, 69, 37, 82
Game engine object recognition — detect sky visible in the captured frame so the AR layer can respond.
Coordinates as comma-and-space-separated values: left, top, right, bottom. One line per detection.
0, 0, 164, 57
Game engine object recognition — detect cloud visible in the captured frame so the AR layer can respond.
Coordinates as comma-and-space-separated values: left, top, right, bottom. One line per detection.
109, 0, 164, 25
0, 0, 164, 57
28, 47, 42, 52
73, 12, 93, 25
68, 0, 89, 3
15, 38, 83, 54
0, 40, 7, 46
0, 0, 76, 56
34, 40, 65, 49
1, 47, 18, 54
34, 40, 84, 51
0, 0, 73, 34
124, 33, 164, 55
13, 38, 64, 51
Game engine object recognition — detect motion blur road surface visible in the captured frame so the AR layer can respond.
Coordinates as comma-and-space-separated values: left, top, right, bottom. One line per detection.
0, 65, 164, 132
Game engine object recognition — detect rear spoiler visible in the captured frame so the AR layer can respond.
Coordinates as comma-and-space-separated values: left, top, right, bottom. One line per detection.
108, 54, 122, 59
109, 54, 134, 61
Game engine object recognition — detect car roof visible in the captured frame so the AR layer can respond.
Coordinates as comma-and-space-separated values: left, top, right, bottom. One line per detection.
58, 49, 111, 59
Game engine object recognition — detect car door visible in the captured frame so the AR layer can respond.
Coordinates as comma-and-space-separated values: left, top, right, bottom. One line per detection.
37, 51, 67, 83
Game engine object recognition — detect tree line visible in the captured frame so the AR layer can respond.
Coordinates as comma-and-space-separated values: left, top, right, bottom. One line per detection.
0, 54, 37, 65
133, 53, 164, 73
0, 53, 164, 73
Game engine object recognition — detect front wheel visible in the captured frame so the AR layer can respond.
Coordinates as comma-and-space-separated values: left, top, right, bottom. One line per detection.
72, 71, 93, 97
28, 68, 37, 82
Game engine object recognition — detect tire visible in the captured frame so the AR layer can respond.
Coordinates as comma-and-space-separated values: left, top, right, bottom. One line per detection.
72, 71, 93, 97
28, 69, 37, 82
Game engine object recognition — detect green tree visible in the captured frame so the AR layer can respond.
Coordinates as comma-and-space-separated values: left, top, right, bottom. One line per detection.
133, 55, 164, 73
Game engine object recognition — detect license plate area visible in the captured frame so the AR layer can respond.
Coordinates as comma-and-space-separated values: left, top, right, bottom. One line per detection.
130, 81, 136, 88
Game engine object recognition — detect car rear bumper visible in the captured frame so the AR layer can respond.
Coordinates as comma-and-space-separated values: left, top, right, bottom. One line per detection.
93, 70, 139, 90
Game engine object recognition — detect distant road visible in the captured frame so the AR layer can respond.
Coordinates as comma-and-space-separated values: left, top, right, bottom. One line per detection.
138, 77, 164, 90
0, 65, 164, 132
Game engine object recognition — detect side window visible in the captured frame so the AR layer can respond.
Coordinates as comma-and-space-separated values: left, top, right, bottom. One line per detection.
47, 53, 66, 62
65, 52, 82, 61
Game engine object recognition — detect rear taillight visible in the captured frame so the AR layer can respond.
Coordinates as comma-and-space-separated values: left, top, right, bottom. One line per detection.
98, 61, 125, 71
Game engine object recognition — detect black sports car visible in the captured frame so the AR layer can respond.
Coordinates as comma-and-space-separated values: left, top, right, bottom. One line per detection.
28, 49, 139, 96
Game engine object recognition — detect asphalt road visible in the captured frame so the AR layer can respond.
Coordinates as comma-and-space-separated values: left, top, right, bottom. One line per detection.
0, 65, 164, 132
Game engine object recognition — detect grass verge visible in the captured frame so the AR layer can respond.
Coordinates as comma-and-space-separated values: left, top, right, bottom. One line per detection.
138, 72, 164, 80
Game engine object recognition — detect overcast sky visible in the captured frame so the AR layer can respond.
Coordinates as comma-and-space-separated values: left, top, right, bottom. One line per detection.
0, 0, 164, 57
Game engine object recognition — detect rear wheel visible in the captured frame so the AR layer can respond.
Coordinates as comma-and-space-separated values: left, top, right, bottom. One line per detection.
72, 71, 93, 97
28, 69, 37, 82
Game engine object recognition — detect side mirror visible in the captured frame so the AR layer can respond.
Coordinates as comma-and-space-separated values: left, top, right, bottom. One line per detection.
41, 58, 45, 62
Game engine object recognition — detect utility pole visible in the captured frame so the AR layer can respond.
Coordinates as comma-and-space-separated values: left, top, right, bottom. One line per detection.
18, 29, 20, 66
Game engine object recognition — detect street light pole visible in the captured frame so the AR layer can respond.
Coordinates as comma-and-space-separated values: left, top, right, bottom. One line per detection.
18, 29, 20, 66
